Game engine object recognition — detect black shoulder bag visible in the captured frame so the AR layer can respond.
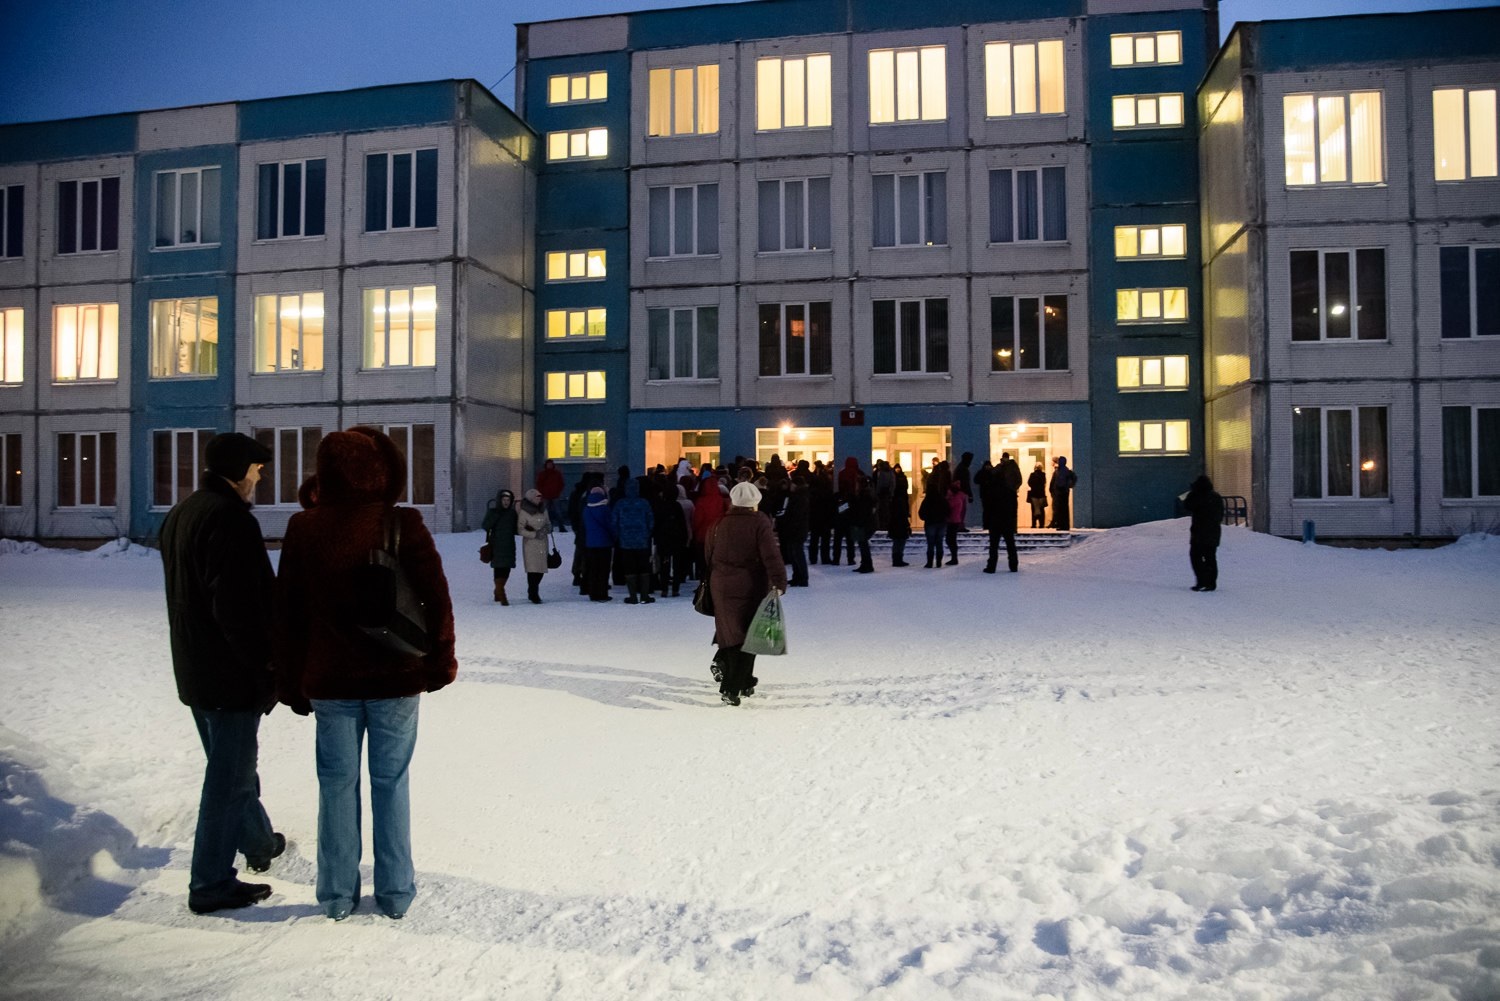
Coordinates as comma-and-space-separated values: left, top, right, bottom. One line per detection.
353, 508, 432, 657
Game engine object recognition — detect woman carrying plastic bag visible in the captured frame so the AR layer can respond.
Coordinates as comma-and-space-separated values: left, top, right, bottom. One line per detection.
742, 591, 787, 656
705, 481, 787, 706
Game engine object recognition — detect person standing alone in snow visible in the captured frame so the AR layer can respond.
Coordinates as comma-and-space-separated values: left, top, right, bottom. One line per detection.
160, 431, 285, 915
1182, 474, 1224, 592
707, 481, 787, 706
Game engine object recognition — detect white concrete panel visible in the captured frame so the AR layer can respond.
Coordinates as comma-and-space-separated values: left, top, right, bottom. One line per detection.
632, 285, 738, 410
967, 144, 1088, 276
236, 135, 345, 274
968, 274, 1089, 403
735, 280, 851, 410
524, 16, 628, 59
36, 283, 133, 414
342, 261, 455, 403
852, 276, 971, 406
343, 127, 459, 267
850, 27, 970, 154
137, 104, 236, 151
37, 158, 134, 288
851, 149, 970, 280
634, 161, 740, 289
737, 34, 852, 162
965, 19, 1084, 149
632, 45, 740, 167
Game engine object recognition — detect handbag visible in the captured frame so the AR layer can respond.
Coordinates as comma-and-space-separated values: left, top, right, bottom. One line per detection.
692, 574, 714, 616
351, 508, 432, 657
479, 542, 493, 564
742, 591, 788, 656
547, 534, 563, 569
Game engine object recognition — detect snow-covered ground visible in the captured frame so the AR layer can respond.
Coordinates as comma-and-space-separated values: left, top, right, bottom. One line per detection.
1, 522, 1498, 1001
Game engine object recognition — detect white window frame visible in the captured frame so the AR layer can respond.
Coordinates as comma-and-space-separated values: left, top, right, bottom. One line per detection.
364, 149, 438, 233
647, 183, 718, 259
1442, 405, 1500, 499
0, 183, 22, 258
1110, 31, 1182, 68
380, 423, 436, 506
1441, 245, 1500, 339
251, 426, 323, 507
1117, 355, 1190, 392
1292, 405, 1389, 500
545, 370, 607, 402
150, 428, 213, 509
149, 297, 219, 379
984, 40, 1066, 118
546, 128, 609, 162
153, 166, 221, 249
545, 249, 606, 282
255, 157, 326, 241
648, 64, 721, 137
545, 307, 607, 341
548, 72, 608, 105
990, 294, 1069, 373
1434, 86, 1499, 182
1283, 91, 1385, 187
56, 176, 120, 255
1290, 248, 1387, 343
362, 285, 437, 369
1118, 420, 1190, 456
1116, 288, 1188, 324
988, 167, 1067, 245
758, 300, 833, 378
546, 429, 607, 462
1114, 224, 1187, 260
55, 430, 116, 508
648, 306, 719, 382
873, 297, 948, 376
253, 291, 325, 374
1, 307, 22, 384
757, 54, 833, 131
1112, 94, 1185, 130
872, 171, 946, 248
868, 46, 947, 124
758, 177, 832, 253
51, 303, 119, 383
0, 431, 21, 507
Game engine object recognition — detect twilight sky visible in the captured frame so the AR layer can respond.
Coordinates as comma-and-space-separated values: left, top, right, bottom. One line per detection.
0, 0, 1491, 126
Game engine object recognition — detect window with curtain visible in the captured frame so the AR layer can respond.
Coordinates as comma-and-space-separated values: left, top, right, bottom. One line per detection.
1439, 245, 1500, 339
1284, 91, 1384, 186
756, 54, 832, 131
648, 183, 719, 257
990, 295, 1068, 372
1442, 405, 1500, 498
648, 65, 720, 136
0, 307, 22, 384
989, 167, 1066, 243
250, 426, 323, 507
873, 298, 948, 375
872, 172, 946, 247
548, 72, 608, 105
868, 46, 946, 124
362, 286, 437, 367
51, 303, 119, 382
984, 40, 1065, 117
0, 184, 23, 258
1289, 249, 1386, 342
364, 150, 437, 232
1292, 405, 1388, 499
151, 429, 214, 508
56, 431, 117, 508
758, 177, 832, 253
256, 159, 326, 241
1433, 87, 1498, 181
381, 423, 435, 505
648, 306, 719, 381
758, 301, 832, 377
253, 291, 324, 373
56, 177, 121, 254
546, 129, 610, 162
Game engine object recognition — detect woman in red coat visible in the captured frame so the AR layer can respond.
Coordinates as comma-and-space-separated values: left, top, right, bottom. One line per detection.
706, 481, 787, 706
274, 427, 456, 921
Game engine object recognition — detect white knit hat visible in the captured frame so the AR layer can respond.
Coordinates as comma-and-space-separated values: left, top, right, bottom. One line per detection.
730, 481, 762, 508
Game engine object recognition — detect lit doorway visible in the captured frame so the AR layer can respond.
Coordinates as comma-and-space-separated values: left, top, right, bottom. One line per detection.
756, 425, 833, 467
646, 429, 720, 472
989, 423, 1074, 529
871, 425, 951, 526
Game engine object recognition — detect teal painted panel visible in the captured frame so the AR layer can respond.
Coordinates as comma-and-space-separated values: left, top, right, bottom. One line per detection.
0, 114, 136, 164
538, 173, 627, 233
238, 82, 459, 142
1253, 9, 1500, 73
629, 0, 845, 50
1090, 141, 1199, 206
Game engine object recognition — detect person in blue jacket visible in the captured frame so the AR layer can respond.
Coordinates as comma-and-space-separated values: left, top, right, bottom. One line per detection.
611, 478, 656, 604
582, 485, 615, 602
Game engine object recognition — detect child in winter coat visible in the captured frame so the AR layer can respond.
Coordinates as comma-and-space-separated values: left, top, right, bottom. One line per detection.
944, 480, 968, 566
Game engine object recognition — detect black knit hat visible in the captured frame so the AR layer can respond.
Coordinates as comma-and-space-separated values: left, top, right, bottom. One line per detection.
205, 432, 272, 482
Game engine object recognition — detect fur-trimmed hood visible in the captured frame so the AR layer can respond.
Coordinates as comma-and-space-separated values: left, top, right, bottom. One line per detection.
314, 426, 407, 506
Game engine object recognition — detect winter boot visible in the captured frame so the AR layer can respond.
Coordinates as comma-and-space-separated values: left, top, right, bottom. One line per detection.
624, 577, 640, 604
527, 572, 542, 604
494, 580, 508, 605
638, 576, 656, 603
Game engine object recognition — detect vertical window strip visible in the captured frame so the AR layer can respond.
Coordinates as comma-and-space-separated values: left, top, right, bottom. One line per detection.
0, 307, 22, 384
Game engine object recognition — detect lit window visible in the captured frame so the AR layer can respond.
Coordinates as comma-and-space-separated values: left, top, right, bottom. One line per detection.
251, 426, 323, 506
256, 159, 326, 240
872, 172, 946, 247
1290, 249, 1386, 342
873, 298, 948, 375
1442, 405, 1500, 498
1434, 87, 1498, 181
546, 429, 607, 461
51, 303, 119, 382
546, 128, 610, 161
1110, 31, 1182, 68
150, 298, 219, 378
1116, 288, 1188, 324
757, 54, 832, 131
545, 307, 607, 340
1114, 224, 1187, 259
868, 46, 946, 124
1292, 406, 1388, 499
991, 295, 1068, 372
984, 40, 1065, 118
0, 432, 21, 507
151, 428, 214, 508
365, 150, 438, 232
1284, 91, 1384, 186
1, 184, 23, 258
648, 306, 719, 381
758, 177, 832, 253
381, 423, 436, 505
545, 370, 607, 402
1439, 245, 1500, 339
1112, 94, 1184, 130
56, 177, 120, 254
548, 72, 608, 105
648, 184, 718, 258
363, 286, 437, 368
758, 301, 832, 377
1118, 420, 1189, 455
1117, 355, 1189, 391
56, 431, 117, 508
253, 291, 324, 373
648, 65, 720, 137
1, 307, 22, 383
545, 249, 607, 281
989, 167, 1066, 243
153, 167, 221, 248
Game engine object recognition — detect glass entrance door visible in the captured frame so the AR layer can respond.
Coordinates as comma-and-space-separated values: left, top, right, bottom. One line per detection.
989, 423, 1074, 528
645, 430, 720, 472
872, 425, 951, 526
756, 425, 833, 467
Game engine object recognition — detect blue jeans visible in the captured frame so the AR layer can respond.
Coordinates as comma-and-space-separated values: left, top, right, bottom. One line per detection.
311, 696, 420, 917
190, 708, 276, 893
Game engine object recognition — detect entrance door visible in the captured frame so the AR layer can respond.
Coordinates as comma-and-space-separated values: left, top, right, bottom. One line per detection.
990, 423, 1074, 529
871, 425, 950, 526
646, 430, 720, 472
756, 425, 833, 467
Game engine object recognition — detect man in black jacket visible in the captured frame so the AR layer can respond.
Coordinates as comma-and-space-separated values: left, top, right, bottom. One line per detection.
981, 452, 1024, 573
160, 432, 284, 914
1182, 474, 1225, 592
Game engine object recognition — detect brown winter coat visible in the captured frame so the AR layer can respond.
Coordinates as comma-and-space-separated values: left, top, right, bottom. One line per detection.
705, 506, 787, 648
273, 428, 457, 711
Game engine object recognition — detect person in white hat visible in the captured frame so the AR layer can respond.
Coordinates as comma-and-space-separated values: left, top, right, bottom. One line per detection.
704, 481, 787, 706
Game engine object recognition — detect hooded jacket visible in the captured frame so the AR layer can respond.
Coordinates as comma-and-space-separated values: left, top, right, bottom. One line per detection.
481, 490, 519, 570
274, 427, 456, 709
611, 478, 655, 550
583, 486, 615, 548
517, 489, 552, 573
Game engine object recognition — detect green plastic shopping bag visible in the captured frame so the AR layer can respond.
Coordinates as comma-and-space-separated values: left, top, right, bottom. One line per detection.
741, 591, 787, 656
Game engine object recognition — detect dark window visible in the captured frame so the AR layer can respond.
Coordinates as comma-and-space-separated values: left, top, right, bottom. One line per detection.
1292, 407, 1322, 499
365, 154, 388, 232
758, 301, 831, 377
989, 167, 1066, 244
411, 424, 435, 505
1, 185, 22, 258
58, 178, 118, 254
1289, 249, 1385, 341
1443, 406, 1500, 498
2, 433, 21, 506
648, 183, 717, 257
414, 149, 438, 228
874, 172, 946, 247
1442, 246, 1500, 339
253, 426, 323, 506
153, 429, 212, 507
991, 295, 1069, 372
57, 431, 116, 507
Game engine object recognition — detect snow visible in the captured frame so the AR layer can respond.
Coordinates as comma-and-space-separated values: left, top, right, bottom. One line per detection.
1, 521, 1498, 1000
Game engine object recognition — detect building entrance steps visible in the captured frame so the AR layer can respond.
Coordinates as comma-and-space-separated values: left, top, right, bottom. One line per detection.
855, 529, 1087, 555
